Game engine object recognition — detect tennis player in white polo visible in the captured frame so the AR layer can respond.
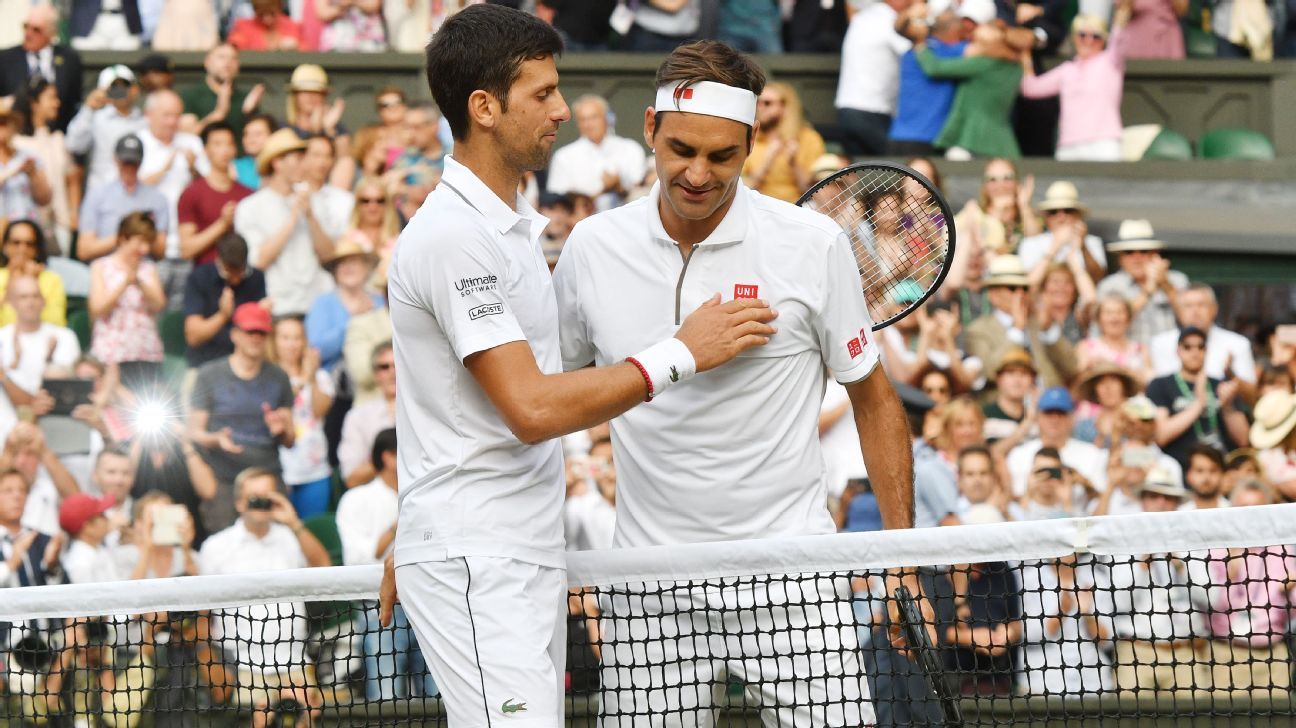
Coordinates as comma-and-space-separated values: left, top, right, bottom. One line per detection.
378, 8, 779, 728
552, 42, 917, 727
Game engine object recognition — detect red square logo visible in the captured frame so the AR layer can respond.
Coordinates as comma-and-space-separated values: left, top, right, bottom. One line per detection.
734, 284, 759, 300
674, 87, 694, 100
859, 328, 869, 347
847, 338, 862, 358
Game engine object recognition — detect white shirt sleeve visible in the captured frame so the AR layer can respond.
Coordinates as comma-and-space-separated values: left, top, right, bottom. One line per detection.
617, 141, 647, 191
546, 147, 575, 195
1149, 330, 1179, 378
336, 490, 380, 566
234, 198, 265, 268
819, 232, 880, 384
1083, 234, 1107, 270
415, 226, 527, 363
51, 327, 81, 367
552, 230, 596, 371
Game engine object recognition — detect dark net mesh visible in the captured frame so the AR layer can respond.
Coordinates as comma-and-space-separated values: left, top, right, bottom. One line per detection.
3, 507, 1296, 726
799, 164, 952, 330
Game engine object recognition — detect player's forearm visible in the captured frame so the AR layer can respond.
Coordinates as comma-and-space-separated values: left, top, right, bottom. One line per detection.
513, 364, 649, 445
847, 369, 914, 530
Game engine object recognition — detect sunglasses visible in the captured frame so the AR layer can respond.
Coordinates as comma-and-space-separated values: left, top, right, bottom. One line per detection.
984, 174, 1016, 183
377, 99, 404, 110
359, 197, 387, 205
1046, 208, 1080, 216
1076, 30, 1106, 40
374, 362, 394, 371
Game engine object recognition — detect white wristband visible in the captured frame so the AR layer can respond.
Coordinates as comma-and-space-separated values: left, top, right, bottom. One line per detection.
628, 338, 697, 400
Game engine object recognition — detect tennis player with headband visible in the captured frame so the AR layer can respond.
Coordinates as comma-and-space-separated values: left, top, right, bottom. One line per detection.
377, 7, 778, 728
552, 41, 917, 727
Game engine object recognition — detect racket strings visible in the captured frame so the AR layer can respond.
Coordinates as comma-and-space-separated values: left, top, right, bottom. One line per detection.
804, 167, 952, 328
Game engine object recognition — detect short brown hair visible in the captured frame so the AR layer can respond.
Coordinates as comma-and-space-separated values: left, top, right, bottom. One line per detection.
654, 41, 766, 102
0, 467, 30, 493
117, 210, 157, 242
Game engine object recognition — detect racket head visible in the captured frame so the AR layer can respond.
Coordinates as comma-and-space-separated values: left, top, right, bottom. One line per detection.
894, 585, 964, 726
797, 162, 956, 331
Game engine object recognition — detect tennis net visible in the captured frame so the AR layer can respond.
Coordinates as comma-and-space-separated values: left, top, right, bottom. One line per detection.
2, 503, 1295, 727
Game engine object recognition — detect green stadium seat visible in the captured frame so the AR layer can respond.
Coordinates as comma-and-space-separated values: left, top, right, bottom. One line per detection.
158, 310, 188, 358
1141, 128, 1194, 161
1198, 128, 1276, 161
68, 308, 90, 352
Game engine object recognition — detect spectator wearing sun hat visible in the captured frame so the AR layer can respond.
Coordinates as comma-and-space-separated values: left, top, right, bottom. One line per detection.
966, 255, 1077, 391
1015, 181, 1106, 282
233, 128, 335, 317
1095, 219, 1188, 347
305, 237, 382, 373
283, 64, 353, 189
1072, 361, 1139, 445
1251, 390, 1296, 502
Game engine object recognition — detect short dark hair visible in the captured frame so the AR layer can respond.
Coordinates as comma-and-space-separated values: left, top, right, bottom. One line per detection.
305, 133, 334, 155
957, 444, 992, 470
201, 121, 235, 146
95, 444, 130, 467
243, 112, 278, 136
216, 232, 249, 270
653, 40, 766, 139
371, 428, 397, 472
1187, 444, 1225, 470
1034, 447, 1062, 462
0, 467, 30, 493
424, 3, 563, 142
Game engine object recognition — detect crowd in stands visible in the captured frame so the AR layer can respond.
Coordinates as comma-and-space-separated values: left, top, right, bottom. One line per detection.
0, 0, 1287, 723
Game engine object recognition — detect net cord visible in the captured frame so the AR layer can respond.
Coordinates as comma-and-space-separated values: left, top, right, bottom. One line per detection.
2, 503, 1293, 621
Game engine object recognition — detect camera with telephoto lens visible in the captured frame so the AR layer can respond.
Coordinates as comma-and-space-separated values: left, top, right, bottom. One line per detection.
247, 496, 274, 511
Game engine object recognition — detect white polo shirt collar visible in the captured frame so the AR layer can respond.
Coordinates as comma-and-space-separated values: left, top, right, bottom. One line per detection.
645, 180, 751, 249
440, 155, 548, 242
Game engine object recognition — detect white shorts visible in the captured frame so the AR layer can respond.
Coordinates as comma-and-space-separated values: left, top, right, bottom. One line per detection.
396, 557, 567, 728
599, 575, 875, 728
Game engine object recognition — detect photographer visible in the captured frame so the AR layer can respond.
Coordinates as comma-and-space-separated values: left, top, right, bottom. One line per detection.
199, 467, 326, 727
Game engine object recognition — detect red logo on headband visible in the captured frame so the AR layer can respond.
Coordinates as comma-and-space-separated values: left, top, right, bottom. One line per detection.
847, 338, 862, 358
674, 87, 694, 101
734, 284, 758, 300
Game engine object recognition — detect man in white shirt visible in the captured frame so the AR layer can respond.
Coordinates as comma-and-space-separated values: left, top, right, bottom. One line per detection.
65, 64, 145, 195
337, 428, 437, 700
835, 0, 914, 155
199, 467, 329, 727
379, 9, 775, 728
1149, 282, 1256, 385
553, 42, 916, 727
0, 276, 78, 440
546, 94, 646, 211
1006, 387, 1108, 498
233, 129, 335, 316
300, 135, 354, 242
1095, 219, 1188, 347
138, 89, 210, 309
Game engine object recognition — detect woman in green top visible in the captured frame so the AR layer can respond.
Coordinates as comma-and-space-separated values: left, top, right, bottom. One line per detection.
916, 25, 1025, 159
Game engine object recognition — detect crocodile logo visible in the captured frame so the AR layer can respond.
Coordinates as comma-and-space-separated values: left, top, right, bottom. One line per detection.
502, 699, 527, 714
669, 365, 680, 383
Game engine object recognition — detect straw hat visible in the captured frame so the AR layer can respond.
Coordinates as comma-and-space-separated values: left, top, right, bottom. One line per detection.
1107, 219, 1166, 253
1122, 394, 1157, 421
810, 154, 846, 182
1036, 181, 1088, 213
993, 347, 1036, 378
1137, 468, 1187, 499
256, 128, 307, 175
324, 235, 379, 272
983, 255, 1029, 288
288, 64, 330, 93
1075, 362, 1139, 404
1249, 390, 1296, 450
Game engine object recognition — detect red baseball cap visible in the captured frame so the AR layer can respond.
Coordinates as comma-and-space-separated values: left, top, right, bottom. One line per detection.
232, 302, 272, 333
59, 493, 114, 536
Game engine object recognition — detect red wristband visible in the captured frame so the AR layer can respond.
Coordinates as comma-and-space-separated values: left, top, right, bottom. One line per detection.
626, 356, 654, 402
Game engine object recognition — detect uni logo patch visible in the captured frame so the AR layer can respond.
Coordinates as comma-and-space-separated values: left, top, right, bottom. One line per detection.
734, 284, 759, 300
847, 337, 862, 358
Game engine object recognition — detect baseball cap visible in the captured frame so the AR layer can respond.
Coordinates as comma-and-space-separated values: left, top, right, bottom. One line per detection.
97, 64, 136, 96
114, 134, 144, 165
232, 302, 272, 333
1037, 386, 1074, 414
958, 0, 998, 24
59, 493, 114, 536
1178, 326, 1207, 344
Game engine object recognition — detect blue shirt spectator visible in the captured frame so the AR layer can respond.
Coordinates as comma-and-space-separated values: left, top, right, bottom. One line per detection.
890, 36, 968, 149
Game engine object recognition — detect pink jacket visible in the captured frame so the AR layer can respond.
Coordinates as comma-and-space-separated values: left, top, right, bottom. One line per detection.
1020, 29, 1126, 148
1206, 546, 1296, 647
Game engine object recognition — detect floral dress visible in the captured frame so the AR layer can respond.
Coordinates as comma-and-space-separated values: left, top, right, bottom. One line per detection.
90, 256, 163, 365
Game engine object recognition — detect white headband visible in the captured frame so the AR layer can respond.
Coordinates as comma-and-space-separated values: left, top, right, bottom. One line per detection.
653, 81, 758, 127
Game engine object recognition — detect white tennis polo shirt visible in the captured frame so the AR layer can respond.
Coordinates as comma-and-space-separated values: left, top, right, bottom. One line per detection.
387, 156, 565, 569
553, 181, 879, 548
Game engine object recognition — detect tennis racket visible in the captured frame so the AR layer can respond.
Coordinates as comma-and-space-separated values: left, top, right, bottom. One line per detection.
797, 162, 955, 330
894, 585, 963, 727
